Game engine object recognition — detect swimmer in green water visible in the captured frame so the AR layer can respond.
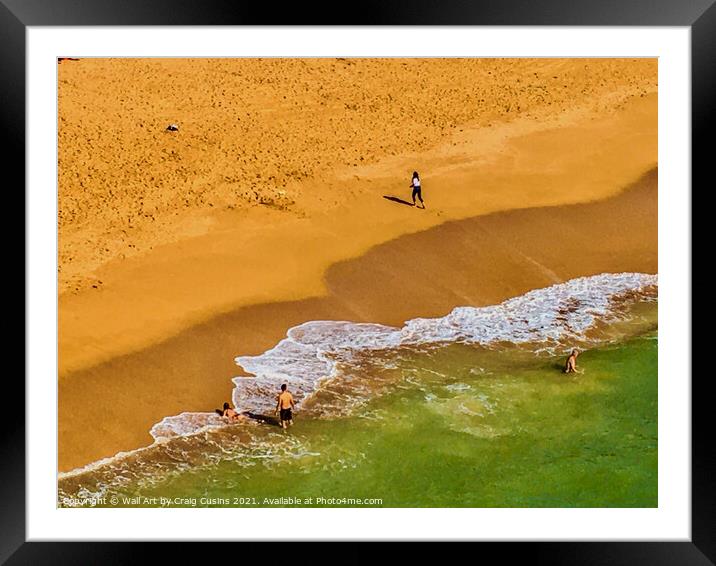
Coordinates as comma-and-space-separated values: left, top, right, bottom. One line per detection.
564, 349, 582, 374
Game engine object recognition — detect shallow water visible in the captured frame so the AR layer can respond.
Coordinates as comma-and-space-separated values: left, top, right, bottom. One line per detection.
58, 292, 657, 508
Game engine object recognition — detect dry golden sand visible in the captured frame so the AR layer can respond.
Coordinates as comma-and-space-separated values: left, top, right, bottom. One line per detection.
57, 59, 657, 471
58, 58, 656, 294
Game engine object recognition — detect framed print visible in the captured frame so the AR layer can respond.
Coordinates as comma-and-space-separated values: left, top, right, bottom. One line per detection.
7, 0, 709, 562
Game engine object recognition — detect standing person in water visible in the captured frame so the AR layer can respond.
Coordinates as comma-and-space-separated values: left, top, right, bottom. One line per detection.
409, 171, 425, 209
564, 349, 581, 374
275, 383, 296, 429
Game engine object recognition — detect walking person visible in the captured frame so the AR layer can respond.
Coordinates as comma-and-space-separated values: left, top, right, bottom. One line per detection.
409, 171, 425, 209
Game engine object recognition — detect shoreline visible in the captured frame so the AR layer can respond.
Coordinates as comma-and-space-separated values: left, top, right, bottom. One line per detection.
57, 60, 658, 472
59, 326, 658, 508
59, 169, 657, 472
59, 93, 657, 378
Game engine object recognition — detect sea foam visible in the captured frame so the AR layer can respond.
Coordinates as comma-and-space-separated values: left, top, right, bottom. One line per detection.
61, 272, 657, 488
149, 412, 228, 441
232, 272, 657, 416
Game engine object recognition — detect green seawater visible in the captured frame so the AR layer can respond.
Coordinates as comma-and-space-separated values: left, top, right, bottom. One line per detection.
86, 324, 656, 508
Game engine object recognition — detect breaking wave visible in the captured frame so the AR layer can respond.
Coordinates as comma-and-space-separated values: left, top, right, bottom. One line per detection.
59, 272, 656, 497
231, 272, 657, 416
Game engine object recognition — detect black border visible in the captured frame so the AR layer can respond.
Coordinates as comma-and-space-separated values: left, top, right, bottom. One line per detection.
7, 0, 708, 562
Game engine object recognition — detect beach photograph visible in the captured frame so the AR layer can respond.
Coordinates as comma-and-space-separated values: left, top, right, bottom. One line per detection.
57, 57, 658, 509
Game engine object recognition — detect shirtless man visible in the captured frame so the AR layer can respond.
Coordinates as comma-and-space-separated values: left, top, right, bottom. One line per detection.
564, 349, 580, 374
275, 384, 295, 429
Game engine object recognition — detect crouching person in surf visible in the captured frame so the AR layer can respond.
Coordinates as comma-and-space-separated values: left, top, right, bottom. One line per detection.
216, 401, 246, 422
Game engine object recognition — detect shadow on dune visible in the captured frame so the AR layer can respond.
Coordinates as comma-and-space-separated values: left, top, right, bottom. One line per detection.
383, 195, 414, 207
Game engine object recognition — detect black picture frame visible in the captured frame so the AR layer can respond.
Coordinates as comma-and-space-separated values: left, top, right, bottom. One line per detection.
6, 0, 707, 563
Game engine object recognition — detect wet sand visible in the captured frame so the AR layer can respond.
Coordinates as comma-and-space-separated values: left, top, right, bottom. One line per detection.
59, 169, 656, 472
59, 92, 657, 378
57, 59, 657, 471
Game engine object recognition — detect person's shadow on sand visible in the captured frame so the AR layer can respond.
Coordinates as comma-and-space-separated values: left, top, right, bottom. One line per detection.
383, 195, 415, 207
215, 409, 282, 427
244, 411, 281, 427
